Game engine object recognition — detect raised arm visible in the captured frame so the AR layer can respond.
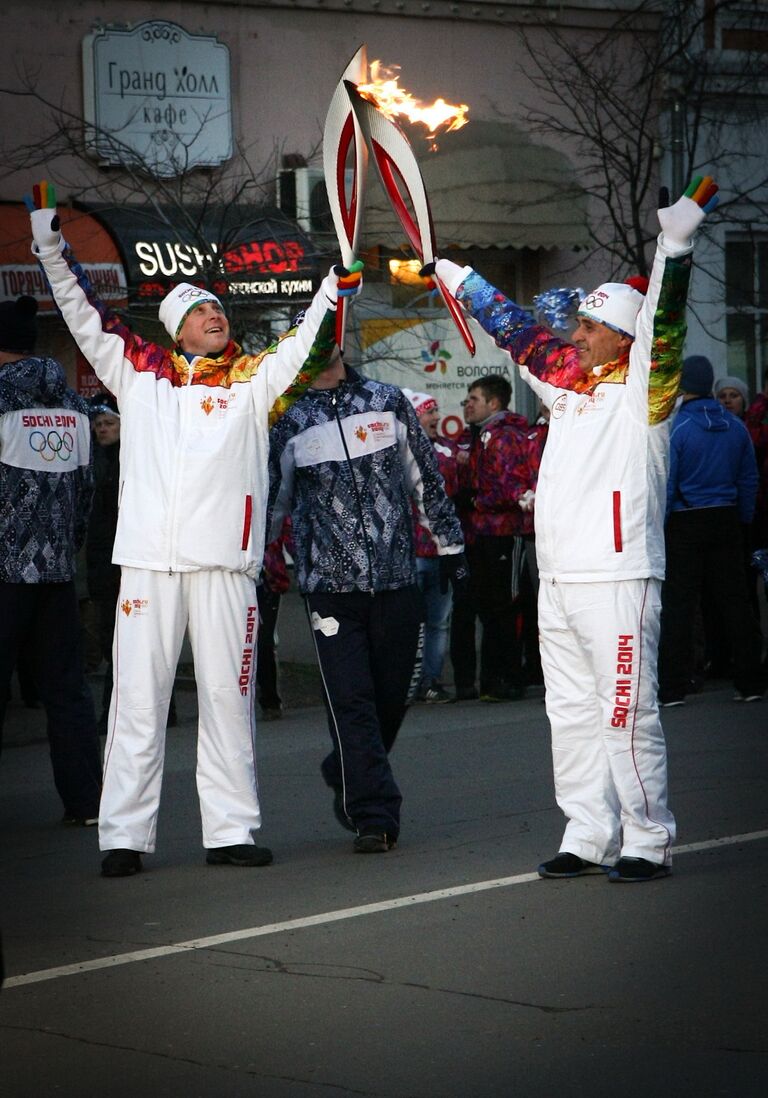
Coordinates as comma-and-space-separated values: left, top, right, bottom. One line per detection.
27, 182, 162, 403
431, 260, 585, 392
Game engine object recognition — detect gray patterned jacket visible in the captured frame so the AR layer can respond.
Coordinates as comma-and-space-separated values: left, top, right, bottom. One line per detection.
268, 368, 463, 594
0, 356, 93, 583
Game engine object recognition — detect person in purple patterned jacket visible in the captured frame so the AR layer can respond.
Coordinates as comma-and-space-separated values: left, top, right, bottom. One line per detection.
460, 374, 536, 702
403, 390, 460, 704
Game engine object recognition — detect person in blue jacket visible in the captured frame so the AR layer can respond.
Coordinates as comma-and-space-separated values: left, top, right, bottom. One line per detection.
658, 355, 764, 705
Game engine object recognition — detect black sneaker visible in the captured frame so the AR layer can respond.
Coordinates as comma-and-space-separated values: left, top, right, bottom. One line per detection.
62, 813, 99, 827
353, 831, 397, 853
206, 844, 273, 867
101, 849, 142, 877
537, 852, 608, 878
608, 857, 670, 882
423, 681, 451, 704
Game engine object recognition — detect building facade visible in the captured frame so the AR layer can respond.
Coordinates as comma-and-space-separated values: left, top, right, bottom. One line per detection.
1, 0, 763, 420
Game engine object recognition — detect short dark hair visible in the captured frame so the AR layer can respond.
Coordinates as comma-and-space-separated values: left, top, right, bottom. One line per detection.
468, 374, 511, 409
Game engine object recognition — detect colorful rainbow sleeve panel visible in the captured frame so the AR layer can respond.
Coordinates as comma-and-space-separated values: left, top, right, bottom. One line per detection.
268, 311, 337, 427
63, 243, 178, 383
455, 272, 585, 391
647, 254, 692, 426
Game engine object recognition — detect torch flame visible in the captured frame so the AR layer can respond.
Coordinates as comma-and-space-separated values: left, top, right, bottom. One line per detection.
357, 60, 469, 150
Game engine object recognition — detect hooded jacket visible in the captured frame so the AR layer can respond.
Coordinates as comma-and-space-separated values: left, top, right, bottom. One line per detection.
268, 368, 464, 593
667, 397, 758, 522
31, 240, 339, 578
0, 356, 93, 583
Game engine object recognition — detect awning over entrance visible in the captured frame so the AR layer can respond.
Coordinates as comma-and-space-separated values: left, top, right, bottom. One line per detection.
88, 204, 324, 305
0, 204, 126, 312
360, 120, 590, 252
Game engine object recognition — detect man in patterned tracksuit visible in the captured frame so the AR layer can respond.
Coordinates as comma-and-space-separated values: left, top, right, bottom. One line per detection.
430, 177, 718, 882
268, 351, 466, 852
0, 295, 102, 825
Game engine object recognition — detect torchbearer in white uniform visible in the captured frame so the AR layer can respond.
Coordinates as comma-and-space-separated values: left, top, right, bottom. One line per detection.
426, 177, 719, 882
27, 180, 362, 878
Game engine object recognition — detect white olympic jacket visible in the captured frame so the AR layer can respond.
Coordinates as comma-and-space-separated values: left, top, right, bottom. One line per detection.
34, 239, 340, 577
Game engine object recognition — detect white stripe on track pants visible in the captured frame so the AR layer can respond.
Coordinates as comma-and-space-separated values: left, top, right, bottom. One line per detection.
538, 576, 676, 866
99, 567, 262, 853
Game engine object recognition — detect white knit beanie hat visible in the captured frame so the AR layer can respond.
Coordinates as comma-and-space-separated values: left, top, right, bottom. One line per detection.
158, 283, 223, 341
577, 282, 645, 339
403, 388, 438, 415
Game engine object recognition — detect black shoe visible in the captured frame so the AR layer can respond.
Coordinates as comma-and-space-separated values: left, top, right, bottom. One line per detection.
331, 788, 355, 833
62, 813, 99, 827
260, 706, 283, 721
537, 852, 608, 878
608, 857, 670, 883
101, 849, 142, 877
452, 687, 479, 702
422, 681, 452, 704
206, 844, 273, 867
353, 831, 397, 853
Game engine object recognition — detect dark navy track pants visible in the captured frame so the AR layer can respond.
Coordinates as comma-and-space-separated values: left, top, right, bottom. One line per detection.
307, 586, 424, 838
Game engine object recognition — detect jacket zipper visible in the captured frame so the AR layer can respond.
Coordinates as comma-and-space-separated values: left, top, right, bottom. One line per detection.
168, 368, 196, 573
331, 390, 375, 594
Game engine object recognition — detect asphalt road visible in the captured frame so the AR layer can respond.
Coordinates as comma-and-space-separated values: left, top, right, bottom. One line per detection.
1, 676, 767, 1098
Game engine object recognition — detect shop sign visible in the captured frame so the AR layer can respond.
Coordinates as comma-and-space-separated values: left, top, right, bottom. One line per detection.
83, 21, 232, 177
0, 263, 126, 309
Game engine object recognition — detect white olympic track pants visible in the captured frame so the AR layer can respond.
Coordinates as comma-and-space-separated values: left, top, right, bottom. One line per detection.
99, 567, 261, 853
538, 577, 676, 866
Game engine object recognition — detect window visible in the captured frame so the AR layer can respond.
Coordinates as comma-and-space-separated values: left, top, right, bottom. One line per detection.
725, 237, 768, 390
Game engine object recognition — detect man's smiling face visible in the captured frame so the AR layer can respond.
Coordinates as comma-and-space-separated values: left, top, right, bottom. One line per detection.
177, 301, 230, 357
571, 316, 631, 374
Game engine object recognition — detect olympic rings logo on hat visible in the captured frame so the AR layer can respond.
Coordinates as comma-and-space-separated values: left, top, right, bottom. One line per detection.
583, 292, 608, 310
29, 430, 74, 462
177, 286, 215, 303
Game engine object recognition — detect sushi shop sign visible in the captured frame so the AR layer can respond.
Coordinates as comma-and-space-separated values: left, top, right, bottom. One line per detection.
82, 21, 232, 177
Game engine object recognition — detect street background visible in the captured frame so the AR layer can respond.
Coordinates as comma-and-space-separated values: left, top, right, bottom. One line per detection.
1, 587, 767, 1097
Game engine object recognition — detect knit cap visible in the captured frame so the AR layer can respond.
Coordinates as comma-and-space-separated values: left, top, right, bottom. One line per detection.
681, 355, 714, 397
0, 295, 38, 353
403, 388, 438, 415
714, 375, 749, 406
158, 283, 223, 342
577, 281, 645, 339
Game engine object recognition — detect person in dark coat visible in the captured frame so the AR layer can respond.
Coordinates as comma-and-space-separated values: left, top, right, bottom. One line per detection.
658, 355, 763, 705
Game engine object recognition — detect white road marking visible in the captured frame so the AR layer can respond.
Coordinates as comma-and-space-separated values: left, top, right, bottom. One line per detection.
5, 829, 767, 990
